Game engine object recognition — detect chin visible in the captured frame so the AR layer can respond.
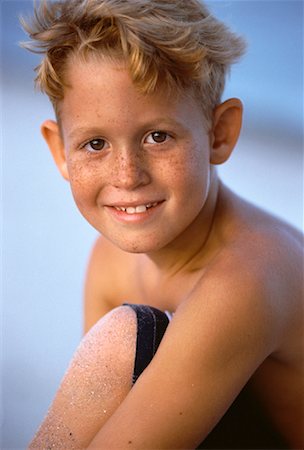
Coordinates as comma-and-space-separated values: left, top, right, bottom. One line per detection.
108, 233, 170, 254
114, 241, 159, 254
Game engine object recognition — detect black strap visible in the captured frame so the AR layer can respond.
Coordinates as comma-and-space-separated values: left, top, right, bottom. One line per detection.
123, 303, 169, 384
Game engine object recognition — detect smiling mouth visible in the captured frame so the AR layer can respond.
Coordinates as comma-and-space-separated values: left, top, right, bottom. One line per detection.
113, 202, 159, 214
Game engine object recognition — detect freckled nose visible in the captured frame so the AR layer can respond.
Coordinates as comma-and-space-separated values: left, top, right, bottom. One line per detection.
110, 151, 150, 190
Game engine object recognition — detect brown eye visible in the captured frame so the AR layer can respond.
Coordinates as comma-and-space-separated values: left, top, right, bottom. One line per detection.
85, 139, 106, 152
145, 131, 169, 144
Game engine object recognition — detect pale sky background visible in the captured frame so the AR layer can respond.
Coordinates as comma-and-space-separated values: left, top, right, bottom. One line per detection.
1, 1, 303, 448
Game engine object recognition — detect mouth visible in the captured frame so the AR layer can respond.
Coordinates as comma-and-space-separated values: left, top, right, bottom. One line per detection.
112, 202, 160, 215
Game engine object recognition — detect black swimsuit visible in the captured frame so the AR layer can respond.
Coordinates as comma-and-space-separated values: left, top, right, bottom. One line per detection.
124, 303, 289, 449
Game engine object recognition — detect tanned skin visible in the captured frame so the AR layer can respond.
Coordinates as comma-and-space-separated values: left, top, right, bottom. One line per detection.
29, 57, 303, 450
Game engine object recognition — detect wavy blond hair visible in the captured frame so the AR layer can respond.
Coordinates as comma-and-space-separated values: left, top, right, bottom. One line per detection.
21, 0, 246, 123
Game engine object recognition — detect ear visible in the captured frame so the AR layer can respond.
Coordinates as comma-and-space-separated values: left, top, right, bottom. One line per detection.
210, 98, 243, 165
41, 120, 69, 180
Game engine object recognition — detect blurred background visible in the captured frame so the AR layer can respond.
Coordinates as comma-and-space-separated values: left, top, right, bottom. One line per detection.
1, 0, 303, 448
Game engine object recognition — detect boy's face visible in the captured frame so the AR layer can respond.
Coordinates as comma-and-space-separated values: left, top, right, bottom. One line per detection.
51, 56, 214, 253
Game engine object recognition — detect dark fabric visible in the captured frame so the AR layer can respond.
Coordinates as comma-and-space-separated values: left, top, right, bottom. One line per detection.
197, 385, 289, 449
123, 303, 169, 384
124, 303, 289, 449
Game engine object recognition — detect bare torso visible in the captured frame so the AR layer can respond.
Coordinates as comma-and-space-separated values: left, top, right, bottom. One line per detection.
85, 184, 304, 448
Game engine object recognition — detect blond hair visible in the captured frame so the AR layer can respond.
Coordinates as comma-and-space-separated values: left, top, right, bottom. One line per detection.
21, 0, 246, 123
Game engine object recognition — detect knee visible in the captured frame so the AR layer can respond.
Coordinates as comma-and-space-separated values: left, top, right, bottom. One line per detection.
89, 305, 137, 344
75, 305, 137, 374
56, 305, 138, 428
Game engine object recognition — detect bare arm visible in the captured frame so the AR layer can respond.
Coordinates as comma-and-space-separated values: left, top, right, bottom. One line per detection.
87, 261, 282, 449
30, 240, 289, 449
28, 306, 137, 449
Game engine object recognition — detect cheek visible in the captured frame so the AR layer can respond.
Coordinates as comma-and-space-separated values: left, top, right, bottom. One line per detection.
66, 159, 100, 207
164, 144, 210, 193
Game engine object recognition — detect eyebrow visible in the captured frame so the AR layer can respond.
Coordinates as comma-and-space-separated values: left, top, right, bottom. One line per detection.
143, 118, 189, 130
66, 127, 107, 142
66, 118, 190, 142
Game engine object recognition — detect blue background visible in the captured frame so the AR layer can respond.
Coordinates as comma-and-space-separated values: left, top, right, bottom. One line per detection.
1, 1, 303, 448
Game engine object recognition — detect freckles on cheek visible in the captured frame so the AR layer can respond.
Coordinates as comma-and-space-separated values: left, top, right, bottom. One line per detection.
165, 144, 206, 180
67, 162, 98, 204
68, 157, 97, 184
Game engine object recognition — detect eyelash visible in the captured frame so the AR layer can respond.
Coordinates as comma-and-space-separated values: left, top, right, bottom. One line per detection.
81, 130, 171, 154
144, 131, 171, 145
82, 138, 108, 153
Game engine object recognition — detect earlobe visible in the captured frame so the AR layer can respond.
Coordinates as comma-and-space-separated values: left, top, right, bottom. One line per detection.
41, 120, 69, 180
210, 98, 243, 165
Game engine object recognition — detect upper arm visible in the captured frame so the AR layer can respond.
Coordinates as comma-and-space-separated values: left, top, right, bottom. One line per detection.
83, 235, 115, 333
88, 260, 281, 449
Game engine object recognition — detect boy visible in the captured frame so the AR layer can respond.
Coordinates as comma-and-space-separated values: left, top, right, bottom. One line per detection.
22, 0, 303, 448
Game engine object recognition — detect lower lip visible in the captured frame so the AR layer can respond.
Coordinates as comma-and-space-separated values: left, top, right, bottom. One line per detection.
104, 202, 165, 224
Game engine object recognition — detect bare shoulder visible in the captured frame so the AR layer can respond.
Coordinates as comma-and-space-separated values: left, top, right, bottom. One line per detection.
215, 187, 303, 302
173, 220, 303, 446
84, 235, 139, 332
200, 191, 304, 446
209, 188, 303, 354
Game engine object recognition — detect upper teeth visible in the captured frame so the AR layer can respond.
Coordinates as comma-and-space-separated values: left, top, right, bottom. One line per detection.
114, 202, 158, 214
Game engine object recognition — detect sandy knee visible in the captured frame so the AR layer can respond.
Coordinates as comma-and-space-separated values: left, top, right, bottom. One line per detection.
57, 306, 137, 413
75, 305, 137, 379
30, 307, 138, 448
85, 305, 137, 354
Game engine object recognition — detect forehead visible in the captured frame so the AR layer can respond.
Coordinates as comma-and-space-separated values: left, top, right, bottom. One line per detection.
60, 55, 206, 133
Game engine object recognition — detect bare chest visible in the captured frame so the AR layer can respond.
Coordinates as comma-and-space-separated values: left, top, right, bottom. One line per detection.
114, 268, 204, 313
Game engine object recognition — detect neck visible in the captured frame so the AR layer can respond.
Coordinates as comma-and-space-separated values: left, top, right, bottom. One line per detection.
145, 173, 221, 277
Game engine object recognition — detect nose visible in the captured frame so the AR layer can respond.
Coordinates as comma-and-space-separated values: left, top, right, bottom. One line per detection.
110, 148, 151, 190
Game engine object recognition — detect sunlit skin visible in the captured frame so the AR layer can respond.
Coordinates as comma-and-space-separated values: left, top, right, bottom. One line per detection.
44, 57, 226, 265
35, 56, 304, 449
